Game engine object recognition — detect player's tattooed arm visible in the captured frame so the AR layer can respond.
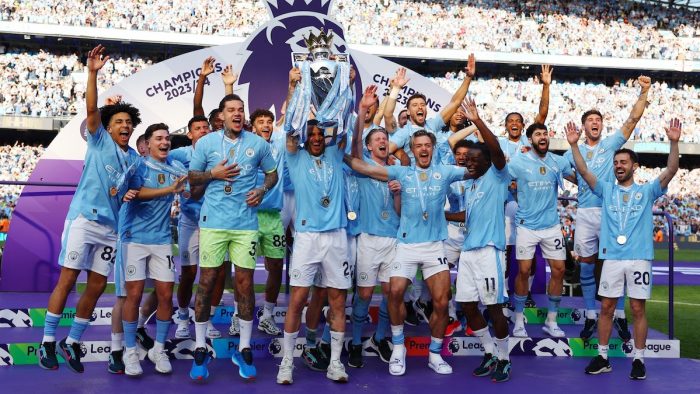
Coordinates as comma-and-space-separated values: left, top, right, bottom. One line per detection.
462, 96, 506, 170
659, 118, 681, 189
565, 121, 597, 190
189, 161, 240, 186
344, 154, 390, 181
190, 184, 205, 201
534, 65, 553, 124
193, 56, 216, 117
85, 45, 111, 134
620, 75, 651, 140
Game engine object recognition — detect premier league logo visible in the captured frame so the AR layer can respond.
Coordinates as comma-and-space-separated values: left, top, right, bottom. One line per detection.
269, 338, 283, 356
448, 338, 461, 354
238, 0, 359, 140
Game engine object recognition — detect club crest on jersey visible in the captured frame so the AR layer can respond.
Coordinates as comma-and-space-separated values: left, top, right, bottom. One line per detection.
635, 192, 642, 200
158, 173, 166, 184
246, 148, 255, 157
539, 166, 546, 175
433, 172, 442, 180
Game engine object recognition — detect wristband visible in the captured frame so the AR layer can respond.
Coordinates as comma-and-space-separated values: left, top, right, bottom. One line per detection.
389, 86, 400, 99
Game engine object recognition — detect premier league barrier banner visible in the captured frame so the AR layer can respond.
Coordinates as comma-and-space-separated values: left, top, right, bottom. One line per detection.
1, 0, 461, 292
0, 337, 680, 366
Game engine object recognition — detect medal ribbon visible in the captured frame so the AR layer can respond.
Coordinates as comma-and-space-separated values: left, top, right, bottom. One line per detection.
414, 167, 431, 219
616, 185, 636, 240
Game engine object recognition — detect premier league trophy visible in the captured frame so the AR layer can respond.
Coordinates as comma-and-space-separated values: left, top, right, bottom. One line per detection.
284, 28, 354, 142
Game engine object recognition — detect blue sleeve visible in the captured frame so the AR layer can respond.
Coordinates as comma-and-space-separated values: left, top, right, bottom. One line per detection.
507, 158, 519, 179
605, 130, 627, 151
592, 179, 607, 198
493, 163, 509, 181
446, 165, 465, 183
190, 138, 208, 172
386, 166, 404, 181
128, 163, 146, 190
562, 149, 574, 166
427, 116, 446, 132
258, 141, 277, 173
556, 154, 574, 177
390, 128, 409, 150
650, 178, 667, 200
168, 147, 187, 164
86, 124, 108, 149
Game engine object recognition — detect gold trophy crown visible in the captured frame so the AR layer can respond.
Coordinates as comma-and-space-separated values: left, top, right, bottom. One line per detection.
304, 29, 334, 52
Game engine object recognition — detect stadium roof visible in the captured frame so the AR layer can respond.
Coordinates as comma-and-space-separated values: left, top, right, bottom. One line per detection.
642, 0, 700, 9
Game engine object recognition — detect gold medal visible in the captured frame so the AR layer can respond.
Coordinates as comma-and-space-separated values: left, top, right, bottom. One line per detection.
381, 210, 390, 220
109, 186, 118, 197
158, 173, 165, 184
229, 148, 235, 158
539, 166, 546, 175
623, 193, 630, 203
617, 235, 627, 245
586, 151, 593, 160
224, 185, 233, 194
347, 211, 357, 221
419, 172, 428, 182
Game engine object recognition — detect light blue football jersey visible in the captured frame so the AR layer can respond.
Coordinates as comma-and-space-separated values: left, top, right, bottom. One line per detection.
287, 144, 347, 232
563, 131, 626, 208
387, 164, 465, 243
257, 133, 286, 211
355, 157, 400, 238
462, 165, 510, 251
508, 151, 574, 230
595, 178, 666, 260
190, 130, 276, 230
119, 157, 184, 245
66, 124, 141, 230
169, 146, 203, 223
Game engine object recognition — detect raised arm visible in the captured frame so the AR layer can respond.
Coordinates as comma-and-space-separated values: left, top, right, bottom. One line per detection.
85, 45, 111, 133
221, 65, 238, 96
533, 65, 553, 124
246, 170, 278, 207
193, 57, 217, 117
565, 122, 597, 189
620, 76, 651, 140
373, 95, 389, 127
383, 67, 410, 133
447, 124, 477, 149
343, 154, 389, 181
439, 53, 475, 124
659, 118, 681, 189
462, 97, 506, 170
353, 85, 379, 158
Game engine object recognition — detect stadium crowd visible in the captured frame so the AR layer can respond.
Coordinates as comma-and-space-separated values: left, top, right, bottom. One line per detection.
2, 48, 699, 143
1, 0, 699, 60
432, 71, 700, 144
0, 143, 44, 221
